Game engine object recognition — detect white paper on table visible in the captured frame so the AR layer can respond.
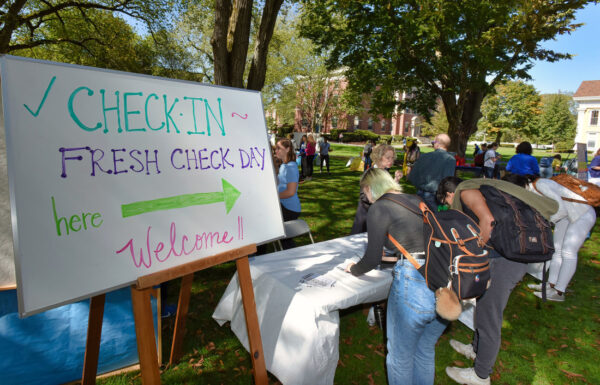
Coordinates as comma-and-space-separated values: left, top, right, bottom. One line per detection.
299, 272, 337, 288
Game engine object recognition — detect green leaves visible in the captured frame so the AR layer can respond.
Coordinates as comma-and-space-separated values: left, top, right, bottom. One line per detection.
479, 81, 542, 142
300, 0, 591, 156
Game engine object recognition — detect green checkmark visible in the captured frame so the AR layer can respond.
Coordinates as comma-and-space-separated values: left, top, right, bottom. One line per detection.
24, 76, 56, 117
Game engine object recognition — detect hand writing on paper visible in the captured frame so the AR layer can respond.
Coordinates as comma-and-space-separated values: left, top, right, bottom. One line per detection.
345, 262, 356, 273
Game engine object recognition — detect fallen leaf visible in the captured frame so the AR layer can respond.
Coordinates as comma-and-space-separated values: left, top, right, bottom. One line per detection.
560, 369, 585, 379
374, 350, 385, 357
353, 353, 366, 360
367, 373, 376, 385
453, 361, 465, 367
338, 359, 346, 367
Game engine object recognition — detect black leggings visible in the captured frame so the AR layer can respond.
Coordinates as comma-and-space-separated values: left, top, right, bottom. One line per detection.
280, 204, 300, 249
306, 155, 315, 177
320, 154, 330, 172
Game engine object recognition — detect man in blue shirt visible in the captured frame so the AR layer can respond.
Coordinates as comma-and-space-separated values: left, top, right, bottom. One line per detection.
408, 133, 456, 208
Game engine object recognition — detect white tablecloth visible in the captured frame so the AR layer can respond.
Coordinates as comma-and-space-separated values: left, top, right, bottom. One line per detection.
212, 234, 392, 385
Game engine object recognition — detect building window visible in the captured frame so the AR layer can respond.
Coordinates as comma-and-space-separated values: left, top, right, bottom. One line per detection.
368, 118, 373, 130
354, 116, 359, 129
591, 110, 599, 125
332, 116, 338, 128
588, 132, 597, 150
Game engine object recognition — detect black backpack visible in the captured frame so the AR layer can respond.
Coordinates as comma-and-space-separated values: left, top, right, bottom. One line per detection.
384, 197, 491, 301
477, 185, 554, 263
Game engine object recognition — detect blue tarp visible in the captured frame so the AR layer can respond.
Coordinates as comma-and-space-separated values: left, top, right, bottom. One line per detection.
0, 288, 157, 385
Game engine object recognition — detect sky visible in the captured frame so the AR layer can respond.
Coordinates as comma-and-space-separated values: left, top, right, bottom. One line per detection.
527, 2, 600, 95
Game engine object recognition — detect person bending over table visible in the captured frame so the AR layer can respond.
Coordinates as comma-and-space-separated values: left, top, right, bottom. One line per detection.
438, 178, 557, 385
345, 168, 448, 385
504, 174, 596, 302
275, 138, 301, 249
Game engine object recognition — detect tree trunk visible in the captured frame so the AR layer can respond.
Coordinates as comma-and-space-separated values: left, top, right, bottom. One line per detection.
211, 0, 233, 86
445, 90, 485, 157
246, 0, 284, 90
211, 0, 253, 87
494, 131, 503, 144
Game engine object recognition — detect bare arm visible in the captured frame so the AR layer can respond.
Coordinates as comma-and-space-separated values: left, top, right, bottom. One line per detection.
460, 189, 495, 246
279, 182, 298, 199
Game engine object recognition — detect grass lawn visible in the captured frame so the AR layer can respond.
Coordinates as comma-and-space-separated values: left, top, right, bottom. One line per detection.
99, 145, 600, 385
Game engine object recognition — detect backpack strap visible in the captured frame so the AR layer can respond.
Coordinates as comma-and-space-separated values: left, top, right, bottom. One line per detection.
559, 196, 591, 205
387, 233, 422, 270
381, 195, 423, 217
533, 180, 590, 206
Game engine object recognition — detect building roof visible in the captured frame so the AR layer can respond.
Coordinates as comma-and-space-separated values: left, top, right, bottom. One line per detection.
574, 80, 600, 98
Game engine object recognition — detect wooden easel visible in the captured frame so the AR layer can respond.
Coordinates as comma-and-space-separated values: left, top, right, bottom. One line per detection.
81, 244, 267, 385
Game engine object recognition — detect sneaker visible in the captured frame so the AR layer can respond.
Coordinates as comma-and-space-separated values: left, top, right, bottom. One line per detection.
366, 306, 376, 326
449, 339, 476, 360
534, 288, 565, 302
445, 367, 490, 385
528, 283, 572, 293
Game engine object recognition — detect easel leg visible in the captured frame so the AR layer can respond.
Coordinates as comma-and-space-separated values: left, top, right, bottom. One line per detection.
236, 256, 268, 385
82, 294, 106, 385
169, 273, 194, 365
131, 286, 161, 385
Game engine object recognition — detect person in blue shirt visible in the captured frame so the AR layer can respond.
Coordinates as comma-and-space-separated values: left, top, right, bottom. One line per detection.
319, 136, 331, 174
505, 141, 539, 177
274, 138, 301, 248
588, 148, 600, 186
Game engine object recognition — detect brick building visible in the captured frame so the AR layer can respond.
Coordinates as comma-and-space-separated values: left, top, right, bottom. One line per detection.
293, 75, 422, 137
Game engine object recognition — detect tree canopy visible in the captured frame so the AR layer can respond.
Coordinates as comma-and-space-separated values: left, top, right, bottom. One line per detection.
0, 0, 168, 54
300, 0, 592, 156
479, 81, 541, 143
536, 93, 577, 147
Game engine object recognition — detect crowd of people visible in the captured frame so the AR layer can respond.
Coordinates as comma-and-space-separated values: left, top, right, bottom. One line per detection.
268, 132, 596, 384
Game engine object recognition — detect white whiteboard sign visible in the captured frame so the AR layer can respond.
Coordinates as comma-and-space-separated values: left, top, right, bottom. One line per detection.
0, 55, 284, 316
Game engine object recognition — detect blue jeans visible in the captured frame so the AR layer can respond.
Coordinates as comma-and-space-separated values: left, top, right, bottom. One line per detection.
386, 260, 449, 385
364, 155, 372, 170
539, 166, 552, 178
483, 166, 494, 178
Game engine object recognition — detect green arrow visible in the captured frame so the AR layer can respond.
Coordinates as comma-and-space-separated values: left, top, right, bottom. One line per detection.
121, 178, 241, 218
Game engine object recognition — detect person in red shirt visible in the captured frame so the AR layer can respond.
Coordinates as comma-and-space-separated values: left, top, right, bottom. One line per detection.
305, 134, 317, 180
